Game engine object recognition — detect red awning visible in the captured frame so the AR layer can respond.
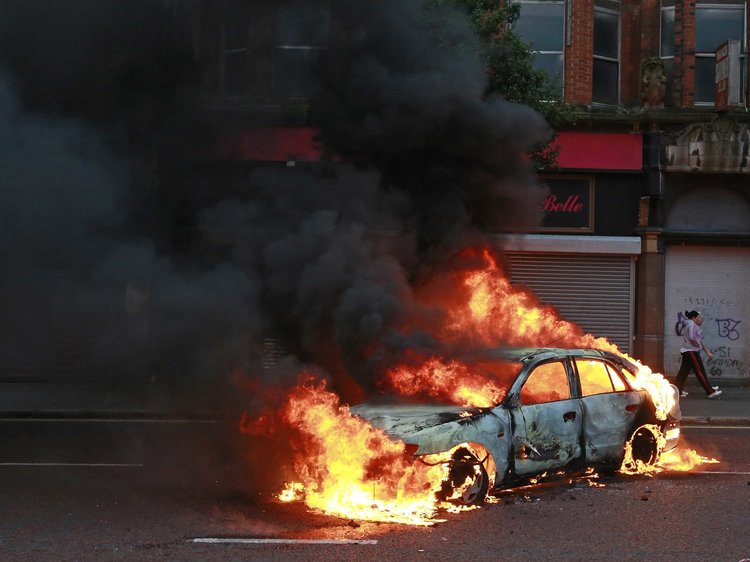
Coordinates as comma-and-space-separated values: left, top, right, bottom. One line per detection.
216, 127, 321, 162
555, 132, 642, 171
217, 128, 643, 171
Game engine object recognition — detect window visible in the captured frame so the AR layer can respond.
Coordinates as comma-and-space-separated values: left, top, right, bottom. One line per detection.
606, 364, 629, 391
593, 2, 620, 105
515, 1, 565, 92
660, 0, 675, 105
276, 0, 330, 98
521, 361, 570, 405
577, 360, 614, 396
218, 0, 329, 99
220, 1, 251, 97
694, 2, 746, 105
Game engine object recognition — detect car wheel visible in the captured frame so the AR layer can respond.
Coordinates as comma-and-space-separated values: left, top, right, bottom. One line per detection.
629, 426, 660, 466
437, 446, 489, 506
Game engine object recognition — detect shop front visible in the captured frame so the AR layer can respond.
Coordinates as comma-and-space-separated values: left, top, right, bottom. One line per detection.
659, 117, 750, 383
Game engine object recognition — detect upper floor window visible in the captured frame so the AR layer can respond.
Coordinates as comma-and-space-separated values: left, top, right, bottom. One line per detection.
221, 1, 252, 97
219, 0, 329, 100
515, 1, 565, 93
276, 0, 330, 98
694, 2, 746, 105
593, 1, 621, 106
660, 0, 675, 105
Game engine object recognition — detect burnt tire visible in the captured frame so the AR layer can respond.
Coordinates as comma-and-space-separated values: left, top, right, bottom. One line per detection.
437, 446, 489, 506
630, 426, 660, 466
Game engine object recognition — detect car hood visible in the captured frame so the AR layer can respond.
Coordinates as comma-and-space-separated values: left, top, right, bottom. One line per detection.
350, 403, 490, 438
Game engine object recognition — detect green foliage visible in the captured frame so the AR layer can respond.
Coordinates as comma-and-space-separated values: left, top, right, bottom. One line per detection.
430, 0, 576, 169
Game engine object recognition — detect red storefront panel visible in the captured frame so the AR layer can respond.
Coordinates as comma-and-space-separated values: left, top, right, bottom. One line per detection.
555, 132, 642, 171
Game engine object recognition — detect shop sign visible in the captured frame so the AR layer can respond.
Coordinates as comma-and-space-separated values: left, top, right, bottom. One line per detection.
537, 176, 594, 232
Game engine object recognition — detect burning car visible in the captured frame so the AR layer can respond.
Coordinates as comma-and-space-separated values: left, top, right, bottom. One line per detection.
352, 347, 681, 505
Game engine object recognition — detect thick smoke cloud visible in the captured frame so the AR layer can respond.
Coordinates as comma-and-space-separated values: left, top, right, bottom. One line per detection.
0, 0, 551, 413
0, 78, 262, 409
313, 1, 551, 243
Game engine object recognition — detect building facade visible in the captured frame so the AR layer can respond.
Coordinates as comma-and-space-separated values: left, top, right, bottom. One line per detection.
175, 0, 750, 383
514, 0, 750, 382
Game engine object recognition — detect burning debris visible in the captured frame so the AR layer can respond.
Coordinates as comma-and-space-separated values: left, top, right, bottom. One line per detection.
249, 248, 716, 525
276, 376, 453, 526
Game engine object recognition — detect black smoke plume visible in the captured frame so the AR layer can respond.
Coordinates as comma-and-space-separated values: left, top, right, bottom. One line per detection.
0, 0, 550, 417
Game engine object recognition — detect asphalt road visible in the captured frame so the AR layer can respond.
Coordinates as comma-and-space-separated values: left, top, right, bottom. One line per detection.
1, 421, 749, 561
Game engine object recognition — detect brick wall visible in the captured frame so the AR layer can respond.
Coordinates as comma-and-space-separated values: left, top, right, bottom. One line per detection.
621, 0, 642, 104
635, 0, 663, 106
674, 0, 695, 107
565, 0, 594, 104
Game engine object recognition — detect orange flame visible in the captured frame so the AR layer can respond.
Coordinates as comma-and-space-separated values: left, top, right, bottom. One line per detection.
279, 376, 451, 525
263, 245, 711, 523
384, 356, 515, 407
393, 247, 676, 418
658, 447, 719, 471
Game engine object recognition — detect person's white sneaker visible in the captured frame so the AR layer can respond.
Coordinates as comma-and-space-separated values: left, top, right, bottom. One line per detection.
708, 389, 723, 399
680, 391, 689, 398
712, 386, 719, 390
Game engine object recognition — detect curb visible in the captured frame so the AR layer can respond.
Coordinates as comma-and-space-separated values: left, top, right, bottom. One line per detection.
681, 416, 750, 427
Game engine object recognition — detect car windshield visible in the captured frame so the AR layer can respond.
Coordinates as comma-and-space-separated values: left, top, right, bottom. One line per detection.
452, 357, 523, 407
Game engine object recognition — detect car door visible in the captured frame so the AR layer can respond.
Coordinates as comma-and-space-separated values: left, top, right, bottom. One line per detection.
575, 358, 645, 463
509, 358, 583, 477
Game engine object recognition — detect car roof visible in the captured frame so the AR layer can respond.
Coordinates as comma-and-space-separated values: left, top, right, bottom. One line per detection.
467, 346, 621, 364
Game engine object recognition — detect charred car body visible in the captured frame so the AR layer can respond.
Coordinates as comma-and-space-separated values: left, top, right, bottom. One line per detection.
353, 348, 681, 504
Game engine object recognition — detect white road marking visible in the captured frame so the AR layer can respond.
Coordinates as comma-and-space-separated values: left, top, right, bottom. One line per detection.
0, 462, 143, 467
0, 418, 217, 424
682, 425, 750, 430
191, 538, 378, 545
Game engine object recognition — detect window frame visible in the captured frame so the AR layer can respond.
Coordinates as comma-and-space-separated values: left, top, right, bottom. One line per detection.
576, 359, 616, 397
660, 1, 676, 105
694, 2, 747, 106
274, 0, 330, 99
515, 0, 566, 95
519, 359, 573, 405
219, 5, 250, 98
592, 4, 621, 106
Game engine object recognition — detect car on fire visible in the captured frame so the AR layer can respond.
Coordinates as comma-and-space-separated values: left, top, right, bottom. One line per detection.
352, 347, 681, 505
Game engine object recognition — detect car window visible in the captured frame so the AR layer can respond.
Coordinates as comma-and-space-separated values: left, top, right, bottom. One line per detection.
605, 363, 629, 391
520, 361, 570, 405
577, 359, 615, 396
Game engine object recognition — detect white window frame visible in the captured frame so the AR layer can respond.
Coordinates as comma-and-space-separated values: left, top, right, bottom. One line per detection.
592, 5, 621, 106
660, 1, 675, 104
516, 0, 566, 96
694, 2, 747, 106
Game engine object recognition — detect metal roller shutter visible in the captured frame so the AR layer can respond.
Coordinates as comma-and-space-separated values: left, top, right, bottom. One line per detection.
505, 253, 634, 353
664, 245, 750, 382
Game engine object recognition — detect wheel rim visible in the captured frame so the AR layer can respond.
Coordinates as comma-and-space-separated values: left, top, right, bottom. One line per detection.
631, 428, 658, 465
460, 468, 488, 504
440, 446, 489, 506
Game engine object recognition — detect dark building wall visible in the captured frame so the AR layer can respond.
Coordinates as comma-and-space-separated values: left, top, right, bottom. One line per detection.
594, 174, 642, 235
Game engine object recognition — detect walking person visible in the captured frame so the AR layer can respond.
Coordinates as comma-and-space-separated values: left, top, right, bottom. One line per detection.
675, 310, 722, 399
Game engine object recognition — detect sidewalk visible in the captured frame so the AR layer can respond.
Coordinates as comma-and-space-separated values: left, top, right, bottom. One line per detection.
679, 384, 750, 426
1, 380, 748, 425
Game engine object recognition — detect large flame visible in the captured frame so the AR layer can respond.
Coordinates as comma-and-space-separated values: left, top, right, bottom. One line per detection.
278, 376, 452, 525
658, 447, 719, 471
258, 245, 716, 524
390, 247, 676, 418
384, 355, 516, 407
